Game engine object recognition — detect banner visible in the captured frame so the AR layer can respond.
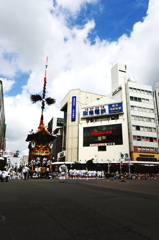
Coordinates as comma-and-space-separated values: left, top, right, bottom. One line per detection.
71, 96, 76, 121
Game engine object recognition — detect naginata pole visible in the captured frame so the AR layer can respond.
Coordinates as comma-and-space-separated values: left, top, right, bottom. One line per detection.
38, 57, 48, 130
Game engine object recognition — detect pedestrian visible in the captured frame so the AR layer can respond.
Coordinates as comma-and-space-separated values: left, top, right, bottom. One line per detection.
22, 166, 30, 180
1, 170, 9, 182
59, 163, 68, 183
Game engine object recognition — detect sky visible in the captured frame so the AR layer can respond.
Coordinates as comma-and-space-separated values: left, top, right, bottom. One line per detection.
0, 0, 159, 157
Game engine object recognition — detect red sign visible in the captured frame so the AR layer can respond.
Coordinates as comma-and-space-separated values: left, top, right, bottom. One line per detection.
134, 146, 138, 151
92, 130, 112, 135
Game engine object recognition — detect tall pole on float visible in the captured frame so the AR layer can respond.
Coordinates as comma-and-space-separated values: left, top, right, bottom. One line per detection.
39, 57, 48, 130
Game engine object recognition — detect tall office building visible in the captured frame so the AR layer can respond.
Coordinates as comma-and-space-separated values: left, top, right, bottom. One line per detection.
57, 64, 159, 164
78, 63, 159, 163
0, 80, 6, 155
125, 81, 158, 161
153, 81, 159, 151
111, 63, 159, 162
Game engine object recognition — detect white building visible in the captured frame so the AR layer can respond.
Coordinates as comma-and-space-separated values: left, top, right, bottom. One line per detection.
0, 80, 6, 155
59, 89, 105, 162
59, 64, 159, 164
9, 157, 21, 168
153, 81, 159, 150
22, 155, 29, 166
79, 93, 129, 162
125, 80, 158, 161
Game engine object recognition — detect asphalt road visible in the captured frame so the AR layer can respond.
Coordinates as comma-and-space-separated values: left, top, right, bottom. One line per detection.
1, 178, 159, 240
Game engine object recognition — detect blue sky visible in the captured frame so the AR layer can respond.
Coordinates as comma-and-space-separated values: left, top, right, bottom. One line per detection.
1, 0, 149, 97
0, 0, 158, 155
67, 0, 149, 42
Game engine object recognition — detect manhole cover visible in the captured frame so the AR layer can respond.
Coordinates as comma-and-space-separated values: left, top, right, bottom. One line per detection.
0, 215, 6, 222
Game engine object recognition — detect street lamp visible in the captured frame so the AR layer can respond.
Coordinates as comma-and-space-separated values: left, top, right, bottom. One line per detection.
107, 159, 110, 173
0, 149, 3, 157
128, 158, 131, 174
120, 160, 122, 174
95, 154, 98, 163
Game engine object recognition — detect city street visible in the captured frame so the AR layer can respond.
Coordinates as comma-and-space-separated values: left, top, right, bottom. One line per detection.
1, 178, 159, 240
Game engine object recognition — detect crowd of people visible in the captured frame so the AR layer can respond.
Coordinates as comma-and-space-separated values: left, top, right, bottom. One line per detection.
116, 172, 159, 180
68, 169, 105, 179
1, 165, 159, 182
0, 166, 30, 181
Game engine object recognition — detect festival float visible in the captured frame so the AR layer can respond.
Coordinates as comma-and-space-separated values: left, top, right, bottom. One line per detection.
25, 57, 56, 176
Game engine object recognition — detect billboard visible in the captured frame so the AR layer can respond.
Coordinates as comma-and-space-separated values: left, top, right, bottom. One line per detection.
81, 102, 123, 117
108, 103, 123, 113
83, 124, 123, 146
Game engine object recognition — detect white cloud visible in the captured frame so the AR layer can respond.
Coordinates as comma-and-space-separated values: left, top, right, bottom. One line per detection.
0, 0, 159, 156
1, 78, 15, 93
56, 0, 98, 14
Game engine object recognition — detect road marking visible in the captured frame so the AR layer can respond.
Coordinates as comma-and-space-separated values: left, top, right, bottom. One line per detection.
0, 215, 6, 223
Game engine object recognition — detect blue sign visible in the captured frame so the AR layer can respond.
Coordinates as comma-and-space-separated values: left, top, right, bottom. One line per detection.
108, 103, 123, 113
95, 109, 100, 114
83, 111, 88, 116
71, 96, 76, 121
60, 152, 64, 157
101, 108, 106, 114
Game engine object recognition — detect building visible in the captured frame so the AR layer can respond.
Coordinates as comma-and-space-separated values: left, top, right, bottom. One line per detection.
47, 117, 64, 162
59, 89, 105, 162
57, 64, 159, 167
79, 63, 159, 163
9, 157, 21, 169
0, 80, 6, 157
153, 81, 159, 151
79, 95, 129, 163
125, 79, 158, 162
48, 117, 64, 134
22, 155, 29, 166
108, 63, 159, 163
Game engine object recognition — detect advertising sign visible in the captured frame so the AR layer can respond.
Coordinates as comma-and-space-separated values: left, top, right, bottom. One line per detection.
108, 103, 123, 113
82, 103, 123, 117
83, 124, 123, 146
90, 143, 107, 147
71, 96, 76, 121
82, 105, 108, 117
